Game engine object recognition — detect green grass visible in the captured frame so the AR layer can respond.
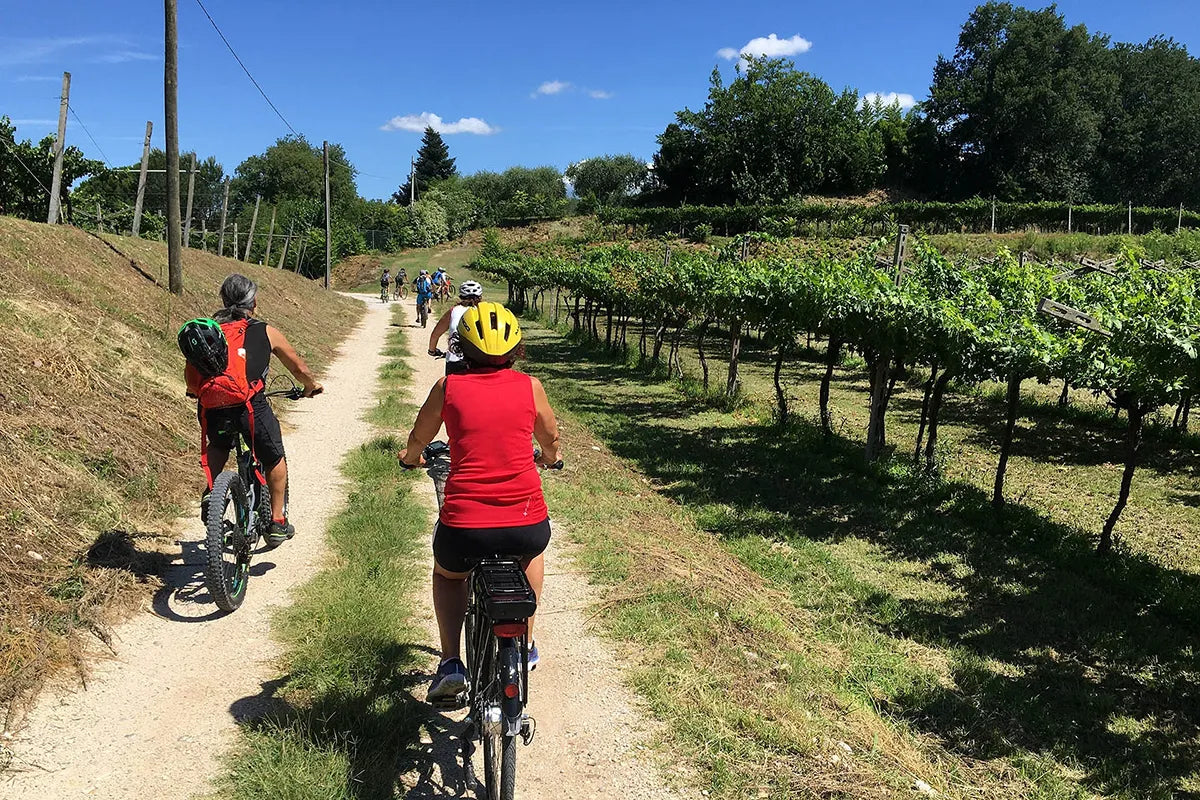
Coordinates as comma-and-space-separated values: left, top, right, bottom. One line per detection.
214, 322, 442, 800
512, 312, 1200, 799
349, 245, 478, 294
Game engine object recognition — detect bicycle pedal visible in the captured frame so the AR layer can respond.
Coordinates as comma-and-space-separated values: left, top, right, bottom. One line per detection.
431, 692, 468, 712
521, 715, 536, 746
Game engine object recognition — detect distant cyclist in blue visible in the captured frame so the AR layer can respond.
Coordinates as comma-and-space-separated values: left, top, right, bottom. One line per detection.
414, 269, 435, 327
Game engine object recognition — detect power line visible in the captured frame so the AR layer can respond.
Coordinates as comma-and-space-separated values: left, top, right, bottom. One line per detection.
67, 103, 113, 167
193, 0, 298, 136
0, 136, 52, 196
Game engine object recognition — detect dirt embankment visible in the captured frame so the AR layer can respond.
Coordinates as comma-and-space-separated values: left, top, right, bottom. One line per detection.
0, 217, 361, 729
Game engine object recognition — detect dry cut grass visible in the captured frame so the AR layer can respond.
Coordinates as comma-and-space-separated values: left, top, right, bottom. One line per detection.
0, 217, 361, 730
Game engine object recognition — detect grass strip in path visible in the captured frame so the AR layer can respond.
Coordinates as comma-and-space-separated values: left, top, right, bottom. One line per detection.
214, 313, 438, 799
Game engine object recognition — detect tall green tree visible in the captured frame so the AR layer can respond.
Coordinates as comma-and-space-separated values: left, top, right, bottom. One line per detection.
232, 135, 356, 210
0, 116, 102, 222
393, 126, 457, 204
565, 154, 648, 208
921, 2, 1115, 200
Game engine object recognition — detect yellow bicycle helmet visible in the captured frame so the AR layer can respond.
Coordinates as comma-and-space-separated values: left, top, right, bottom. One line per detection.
457, 301, 522, 363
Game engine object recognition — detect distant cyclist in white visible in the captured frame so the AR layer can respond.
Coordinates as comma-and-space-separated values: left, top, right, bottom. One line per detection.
428, 281, 484, 375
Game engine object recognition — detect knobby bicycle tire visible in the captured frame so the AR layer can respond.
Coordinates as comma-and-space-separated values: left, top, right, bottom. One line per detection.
204, 471, 250, 612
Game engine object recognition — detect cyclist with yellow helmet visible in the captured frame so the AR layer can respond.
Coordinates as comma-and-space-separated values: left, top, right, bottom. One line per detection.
399, 302, 561, 703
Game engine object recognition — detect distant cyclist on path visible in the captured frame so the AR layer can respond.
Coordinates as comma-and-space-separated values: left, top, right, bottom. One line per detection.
427, 281, 484, 375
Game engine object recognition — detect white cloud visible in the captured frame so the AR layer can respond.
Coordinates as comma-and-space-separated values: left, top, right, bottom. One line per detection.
534, 80, 571, 97
11, 119, 56, 126
95, 50, 157, 64
0, 35, 155, 67
861, 91, 917, 110
380, 112, 498, 135
10, 75, 60, 82
718, 33, 812, 63
588, 89, 613, 100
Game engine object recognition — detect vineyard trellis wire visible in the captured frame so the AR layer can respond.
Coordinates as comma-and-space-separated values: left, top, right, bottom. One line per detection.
472, 229, 1200, 555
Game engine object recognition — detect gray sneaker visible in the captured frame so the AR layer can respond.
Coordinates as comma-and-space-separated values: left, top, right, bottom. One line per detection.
427, 658, 468, 706
265, 519, 295, 548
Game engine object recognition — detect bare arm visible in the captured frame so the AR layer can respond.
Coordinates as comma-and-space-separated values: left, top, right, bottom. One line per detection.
266, 325, 322, 396
428, 308, 453, 353
530, 376, 561, 466
399, 378, 446, 466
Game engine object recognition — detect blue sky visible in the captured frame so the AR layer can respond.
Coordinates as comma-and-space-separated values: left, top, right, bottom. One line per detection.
3, 0, 1198, 200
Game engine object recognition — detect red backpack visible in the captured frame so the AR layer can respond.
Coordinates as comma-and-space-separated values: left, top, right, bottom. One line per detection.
186, 319, 264, 486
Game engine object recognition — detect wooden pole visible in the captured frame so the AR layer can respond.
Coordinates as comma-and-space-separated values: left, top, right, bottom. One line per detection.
1068, 203, 1073, 233
244, 194, 260, 261
990, 197, 996, 234
410, 156, 416, 205
324, 141, 332, 289
277, 222, 293, 268
131, 120, 153, 236
96, 203, 103, 233
1128, 201, 1133, 234
183, 152, 197, 248
1179, 203, 1184, 234
217, 176, 230, 256
232, 221, 238, 263
46, 71, 71, 224
263, 206, 277, 265
164, 0, 183, 294
201, 218, 207, 252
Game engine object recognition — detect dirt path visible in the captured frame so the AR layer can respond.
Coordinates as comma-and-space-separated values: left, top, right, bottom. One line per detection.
396, 301, 693, 799
1, 297, 393, 800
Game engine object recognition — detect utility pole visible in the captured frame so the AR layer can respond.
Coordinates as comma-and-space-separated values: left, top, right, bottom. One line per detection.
46, 71, 71, 224
217, 176, 230, 256
263, 206, 277, 266
323, 141, 331, 289
131, 120, 153, 236
164, 0, 183, 295
183, 152, 197, 248
410, 156, 416, 204
244, 194, 260, 261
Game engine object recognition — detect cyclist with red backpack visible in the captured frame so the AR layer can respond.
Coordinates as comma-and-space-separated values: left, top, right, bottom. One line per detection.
178, 274, 323, 547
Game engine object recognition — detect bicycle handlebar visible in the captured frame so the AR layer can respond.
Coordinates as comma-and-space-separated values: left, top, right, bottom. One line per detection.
400, 440, 563, 471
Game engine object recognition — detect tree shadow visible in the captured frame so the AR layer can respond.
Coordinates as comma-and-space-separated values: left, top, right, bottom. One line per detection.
149, 539, 276, 623
526, 330, 1200, 798
229, 642, 480, 799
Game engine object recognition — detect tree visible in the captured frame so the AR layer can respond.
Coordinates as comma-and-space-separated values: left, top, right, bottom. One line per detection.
232, 136, 356, 210
74, 149, 224, 233
461, 166, 566, 224
393, 126, 457, 204
0, 116, 102, 222
565, 154, 648, 209
922, 2, 1115, 201
649, 58, 886, 204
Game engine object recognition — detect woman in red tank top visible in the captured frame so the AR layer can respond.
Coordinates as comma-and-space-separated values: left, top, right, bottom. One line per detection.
399, 302, 561, 704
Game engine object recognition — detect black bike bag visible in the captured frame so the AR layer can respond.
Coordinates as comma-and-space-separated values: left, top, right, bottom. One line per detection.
477, 559, 537, 622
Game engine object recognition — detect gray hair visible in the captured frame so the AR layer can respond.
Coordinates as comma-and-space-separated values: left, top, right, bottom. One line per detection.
219, 274, 258, 319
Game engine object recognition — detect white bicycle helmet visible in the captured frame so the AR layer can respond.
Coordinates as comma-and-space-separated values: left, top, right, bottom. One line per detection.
459, 280, 484, 299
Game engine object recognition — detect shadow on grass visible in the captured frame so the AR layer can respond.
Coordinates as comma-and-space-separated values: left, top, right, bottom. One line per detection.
228, 641, 478, 800
525, 326, 1200, 799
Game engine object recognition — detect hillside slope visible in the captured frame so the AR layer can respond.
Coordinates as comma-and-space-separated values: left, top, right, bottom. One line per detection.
0, 217, 361, 728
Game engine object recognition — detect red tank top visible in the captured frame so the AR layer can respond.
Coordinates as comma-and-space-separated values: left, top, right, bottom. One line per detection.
440, 368, 548, 528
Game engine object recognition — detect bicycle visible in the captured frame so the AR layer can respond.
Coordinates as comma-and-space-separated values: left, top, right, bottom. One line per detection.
380, 284, 391, 303
394, 282, 408, 301
418, 440, 562, 799
201, 377, 307, 612
416, 295, 431, 327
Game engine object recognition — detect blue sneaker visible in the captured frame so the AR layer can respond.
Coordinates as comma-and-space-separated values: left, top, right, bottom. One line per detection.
427, 658, 467, 705
528, 642, 539, 671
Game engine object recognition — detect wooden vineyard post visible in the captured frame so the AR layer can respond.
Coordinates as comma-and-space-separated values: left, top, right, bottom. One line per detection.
183, 153, 197, 248
131, 120, 153, 236
244, 194, 260, 261
263, 206, 277, 266
217, 177, 230, 256
324, 141, 332, 289
47, 71, 71, 224
201, 219, 207, 252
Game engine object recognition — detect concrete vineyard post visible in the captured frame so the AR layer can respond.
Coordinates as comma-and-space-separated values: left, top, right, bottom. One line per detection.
131, 121, 153, 236
46, 71, 71, 225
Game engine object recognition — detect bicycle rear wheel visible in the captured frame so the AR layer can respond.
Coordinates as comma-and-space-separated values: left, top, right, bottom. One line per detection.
204, 471, 251, 612
483, 730, 516, 800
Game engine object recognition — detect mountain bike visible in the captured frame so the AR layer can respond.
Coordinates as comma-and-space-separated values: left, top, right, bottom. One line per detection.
416, 295, 431, 327
202, 378, 305, 612
394, 281, 408, 300
419, 440, 561, 800
380, 284, 391, 303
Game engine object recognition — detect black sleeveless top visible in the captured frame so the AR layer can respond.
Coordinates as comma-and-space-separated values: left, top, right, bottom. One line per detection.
244, 319, 271, 386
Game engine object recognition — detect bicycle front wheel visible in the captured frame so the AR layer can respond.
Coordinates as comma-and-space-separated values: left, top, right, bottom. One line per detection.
204, 471, 251, 612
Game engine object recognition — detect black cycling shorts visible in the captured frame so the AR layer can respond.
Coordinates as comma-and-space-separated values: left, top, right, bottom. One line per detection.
445, 359, 470, 376
200, 392, 286, 469
433, 518, 551, 574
